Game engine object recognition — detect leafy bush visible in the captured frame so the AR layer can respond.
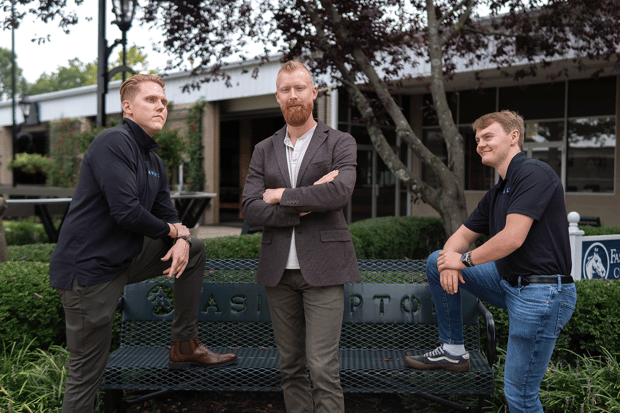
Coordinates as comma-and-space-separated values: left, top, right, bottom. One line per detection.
485, 279, 620, 362
560, 279, 620, 357
0, 262, 65, 350
348, 216, 446, 259
581, 225, 620, 236
3, 218, 48, 246
7, 153, 56, 175
153, 127, 188, 185
7, 243, 56, 262
185, 101, 207, 191
203, 232, 262, 259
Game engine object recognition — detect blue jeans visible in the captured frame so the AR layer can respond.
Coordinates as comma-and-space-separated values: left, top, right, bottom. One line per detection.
426, 250, 577, 413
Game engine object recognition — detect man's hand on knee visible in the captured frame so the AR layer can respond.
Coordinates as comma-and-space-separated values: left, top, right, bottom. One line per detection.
161, 240, 190, 278
440, 269, 465, 294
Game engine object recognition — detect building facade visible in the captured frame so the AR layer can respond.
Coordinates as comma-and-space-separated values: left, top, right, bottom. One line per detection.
0, 56, 617, 226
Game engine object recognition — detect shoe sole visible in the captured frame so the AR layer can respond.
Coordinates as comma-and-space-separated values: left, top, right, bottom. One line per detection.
168, 359, 238, 369
405, 357, 470, 372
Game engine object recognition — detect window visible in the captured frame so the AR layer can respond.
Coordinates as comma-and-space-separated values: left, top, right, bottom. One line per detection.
566, 117, 615, 193
421, 76, 616, 194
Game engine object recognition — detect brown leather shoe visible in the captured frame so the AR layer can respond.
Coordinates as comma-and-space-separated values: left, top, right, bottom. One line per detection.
169, 338, 238, 369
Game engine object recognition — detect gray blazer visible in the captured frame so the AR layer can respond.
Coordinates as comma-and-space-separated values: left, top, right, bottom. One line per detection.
241, 120, 360, 287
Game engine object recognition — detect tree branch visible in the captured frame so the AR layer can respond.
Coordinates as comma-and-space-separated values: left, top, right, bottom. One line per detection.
440, 0, 477, 46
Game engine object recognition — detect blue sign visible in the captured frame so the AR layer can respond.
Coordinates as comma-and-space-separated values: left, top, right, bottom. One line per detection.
581, 239, 620, 280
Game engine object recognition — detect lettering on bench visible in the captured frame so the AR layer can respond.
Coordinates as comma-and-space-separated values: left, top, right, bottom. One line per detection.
202, 294, 221, 314
348, 293, 421, 315
373, 295, 390, 314
231, 295, 246, 312
401, 296, 420, 314
350, 294, 362, 313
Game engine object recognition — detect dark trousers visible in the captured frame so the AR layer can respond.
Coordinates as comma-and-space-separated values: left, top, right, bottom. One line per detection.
265, 269, 345, 413
56, 237, 206, 413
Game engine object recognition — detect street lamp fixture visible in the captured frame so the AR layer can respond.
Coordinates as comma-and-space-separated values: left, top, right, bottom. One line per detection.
19, 95, 40, 127
19, 95, 32, 118
111, 0, 137, 32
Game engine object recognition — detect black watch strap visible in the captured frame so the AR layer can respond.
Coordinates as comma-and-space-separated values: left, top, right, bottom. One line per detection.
177, 236, 192, 248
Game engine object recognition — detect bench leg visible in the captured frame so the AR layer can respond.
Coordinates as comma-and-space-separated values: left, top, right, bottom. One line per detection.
475, 395, 491, 412
103, 390, 125, 413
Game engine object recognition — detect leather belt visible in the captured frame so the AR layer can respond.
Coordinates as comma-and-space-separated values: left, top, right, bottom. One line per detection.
506, 275, 574, 287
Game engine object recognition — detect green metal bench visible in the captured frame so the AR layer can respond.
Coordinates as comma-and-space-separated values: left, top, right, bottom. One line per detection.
100, 259, 496, 412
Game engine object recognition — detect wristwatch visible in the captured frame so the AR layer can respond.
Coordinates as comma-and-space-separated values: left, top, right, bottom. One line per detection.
177, 236, 192, 248
460, 251, 474, 267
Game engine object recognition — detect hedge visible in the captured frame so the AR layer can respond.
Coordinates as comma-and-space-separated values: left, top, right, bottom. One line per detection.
348, 216, 445, 259
3, 218, 48, 246
0, 261, 65, 350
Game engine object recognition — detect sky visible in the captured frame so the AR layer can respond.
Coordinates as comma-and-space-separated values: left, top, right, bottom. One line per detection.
0, 1, 172, 84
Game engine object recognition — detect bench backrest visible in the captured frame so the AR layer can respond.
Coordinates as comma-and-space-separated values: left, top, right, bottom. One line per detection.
120, 259, 482, 351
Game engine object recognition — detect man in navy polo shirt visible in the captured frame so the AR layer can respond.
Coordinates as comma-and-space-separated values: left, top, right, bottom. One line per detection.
405, 110, 577, 413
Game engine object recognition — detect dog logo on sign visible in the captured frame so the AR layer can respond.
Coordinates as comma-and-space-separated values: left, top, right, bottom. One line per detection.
583, 242, 609, 279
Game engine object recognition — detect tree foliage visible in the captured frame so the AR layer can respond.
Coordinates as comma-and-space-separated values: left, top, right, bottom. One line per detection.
28, 46, 152, 95
141, 0, 620, 235
0, 47, 28, 101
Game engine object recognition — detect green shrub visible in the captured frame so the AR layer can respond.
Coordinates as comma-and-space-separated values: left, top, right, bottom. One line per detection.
3, 218, 48, 246
0, 262, 65, 350
8, 243, 56, 262
560, 279, 620, 358
203, 232, 262, 259
581, 225, 620, 236
7, 153, 56, 175
348, 216, 446, 259
484, 279, 620, 362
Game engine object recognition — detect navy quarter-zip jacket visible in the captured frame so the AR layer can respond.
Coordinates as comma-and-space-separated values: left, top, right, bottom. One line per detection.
50, 119, 180, 290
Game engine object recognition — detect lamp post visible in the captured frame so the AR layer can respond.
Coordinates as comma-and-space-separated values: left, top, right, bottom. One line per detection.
96, 0, 138, 127
11, 0, 17, 186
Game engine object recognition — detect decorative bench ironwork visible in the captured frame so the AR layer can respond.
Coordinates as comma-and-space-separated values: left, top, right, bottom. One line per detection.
101, 259, 495, 412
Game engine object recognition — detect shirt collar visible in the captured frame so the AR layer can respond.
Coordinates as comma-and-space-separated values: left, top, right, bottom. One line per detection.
123, 118, 162, 152
501, 151, 527, 183
283, 125, 317, 148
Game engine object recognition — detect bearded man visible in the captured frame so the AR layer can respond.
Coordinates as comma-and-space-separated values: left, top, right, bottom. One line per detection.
241, 61, 359, 413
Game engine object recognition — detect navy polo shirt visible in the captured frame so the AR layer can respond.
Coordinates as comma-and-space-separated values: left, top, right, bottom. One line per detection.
464, 152, 571, 279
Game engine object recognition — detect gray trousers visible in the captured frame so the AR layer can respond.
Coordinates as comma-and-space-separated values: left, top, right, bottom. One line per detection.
265, 269, 345, 413
56, 237, 206, 413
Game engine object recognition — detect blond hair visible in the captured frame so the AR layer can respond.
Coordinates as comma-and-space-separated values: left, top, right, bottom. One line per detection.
472, 110, 525, 148
276, 61, 313, 87
120, 74, 165, 103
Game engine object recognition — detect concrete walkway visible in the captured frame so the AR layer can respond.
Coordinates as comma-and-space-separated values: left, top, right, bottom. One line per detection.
190, 225, 242, 239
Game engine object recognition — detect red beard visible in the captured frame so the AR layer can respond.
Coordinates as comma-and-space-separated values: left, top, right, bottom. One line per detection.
282, 101, 314, 127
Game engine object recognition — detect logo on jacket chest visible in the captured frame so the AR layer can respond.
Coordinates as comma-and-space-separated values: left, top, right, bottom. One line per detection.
148, 170, 160, 178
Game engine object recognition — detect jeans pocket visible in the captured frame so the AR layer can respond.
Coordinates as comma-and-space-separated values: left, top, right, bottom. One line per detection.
555, 301, 576, 336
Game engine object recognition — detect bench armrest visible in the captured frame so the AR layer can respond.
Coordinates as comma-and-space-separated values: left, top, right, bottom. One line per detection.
116, 297, 125, 313
477, 300, 496, 368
